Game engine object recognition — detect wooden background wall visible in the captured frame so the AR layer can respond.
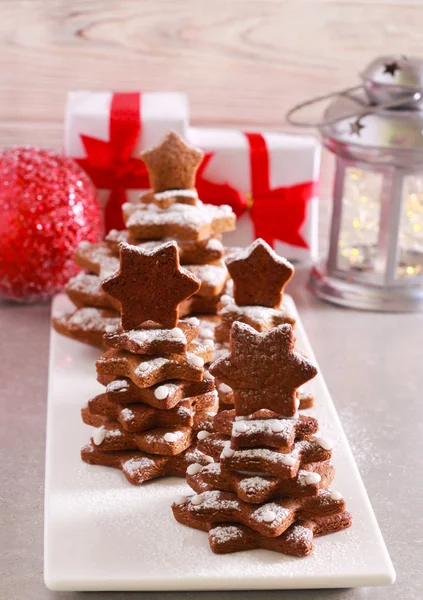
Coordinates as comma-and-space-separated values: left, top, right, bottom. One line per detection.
1, 0, 422, 244
1, 0, 422, 150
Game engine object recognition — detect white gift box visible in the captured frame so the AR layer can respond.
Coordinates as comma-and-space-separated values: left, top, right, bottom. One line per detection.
64, 91, 189, 207
188, 127, 321, 262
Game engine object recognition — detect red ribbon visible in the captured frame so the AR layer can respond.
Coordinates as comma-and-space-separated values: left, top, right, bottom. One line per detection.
76, 92, 150, 232
195, 153, 247, 217
245, 132, 317, 249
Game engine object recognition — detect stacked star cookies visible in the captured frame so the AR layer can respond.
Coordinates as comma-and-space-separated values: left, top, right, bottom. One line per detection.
81, 241, 220, 484
172, 243, 352, 556
214, 239, 312, 410
53, 132, 236, 348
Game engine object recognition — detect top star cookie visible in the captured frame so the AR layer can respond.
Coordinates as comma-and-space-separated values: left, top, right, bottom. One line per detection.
225, 239, 294, 308
210, 322, 317, 414
141, 131, 204, 193
102, 241, 200, 330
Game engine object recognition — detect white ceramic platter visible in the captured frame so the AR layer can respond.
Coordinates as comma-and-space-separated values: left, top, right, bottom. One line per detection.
44, 294, 395, 591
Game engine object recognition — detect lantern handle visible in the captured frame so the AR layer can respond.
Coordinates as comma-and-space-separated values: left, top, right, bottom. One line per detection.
286, 84, 422, 127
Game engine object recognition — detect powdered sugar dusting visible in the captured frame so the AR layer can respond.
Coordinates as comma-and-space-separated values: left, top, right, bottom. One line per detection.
120, 408, 134, 422
154, 189, 198, 201
202, 462, 221, 475
185, 263, 227, 290
66, 307, 119, 331
285, 524, 313, 545
126, 202, 234, 232
209, 525, 244, 544
104, 428, 122, 439
228, 447, 299, 466
230, 239, 294, 271
231, 418, 295, 439
238, 476, 271, 494
251, 503, 290, 524
207, 238, 223, 252
135, 357, 167, 376
189, 490, 238, 512
67, 272, 103, 295
144, 429, 185, 444
107, 379, 129, 393
123, 456, 157, 476
298, 470, 321, 486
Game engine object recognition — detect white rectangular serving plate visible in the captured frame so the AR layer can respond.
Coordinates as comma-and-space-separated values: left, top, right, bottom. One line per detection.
44, 294, 395, 591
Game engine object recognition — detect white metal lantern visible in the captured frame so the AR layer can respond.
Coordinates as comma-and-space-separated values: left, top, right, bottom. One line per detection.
287, 55, 423, 311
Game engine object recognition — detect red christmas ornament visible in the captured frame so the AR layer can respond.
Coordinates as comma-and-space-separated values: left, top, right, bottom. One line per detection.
0, 146, 101, 302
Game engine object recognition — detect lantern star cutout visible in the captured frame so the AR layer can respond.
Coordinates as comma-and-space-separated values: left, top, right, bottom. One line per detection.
349, 119, 365, 136
141, 131, 204, 193
210, 322, 318, 414
383, 61, 400, 77
225, 238, 294, 308
102, 241, 200, 330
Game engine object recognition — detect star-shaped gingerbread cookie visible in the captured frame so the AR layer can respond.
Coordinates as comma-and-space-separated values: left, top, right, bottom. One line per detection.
141, 131, 204, 193
225, 239, 294, 307
102, 241, 200, 330
210, 322, 317, 415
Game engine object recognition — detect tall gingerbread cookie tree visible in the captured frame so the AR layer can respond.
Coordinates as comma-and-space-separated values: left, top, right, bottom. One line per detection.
172, 243, 352, 556
54, 132, 236, 348
81, 240, 220, 484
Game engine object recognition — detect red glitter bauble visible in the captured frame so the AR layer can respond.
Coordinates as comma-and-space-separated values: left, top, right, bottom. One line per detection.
0, 146, 102, 302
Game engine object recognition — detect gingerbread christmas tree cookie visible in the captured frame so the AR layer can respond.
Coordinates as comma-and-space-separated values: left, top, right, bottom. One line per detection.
54, 130, 236, 346
172, 283, 351, 557
81, 240, 220, 485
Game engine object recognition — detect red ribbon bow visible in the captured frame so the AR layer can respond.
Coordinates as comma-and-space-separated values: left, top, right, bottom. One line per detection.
195, 133, 317, 249
245, 132, 318, 249
195, 153, 247, 217
76, 92, 150, 233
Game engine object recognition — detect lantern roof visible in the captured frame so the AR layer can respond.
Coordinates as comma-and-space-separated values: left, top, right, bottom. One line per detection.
318, 56, 423, 166
361, 55, 423, 105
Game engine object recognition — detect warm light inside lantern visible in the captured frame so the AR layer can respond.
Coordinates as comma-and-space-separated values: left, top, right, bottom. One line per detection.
337, 167, 383, 272
335, 166, 423, 282
397, 174, 423, 278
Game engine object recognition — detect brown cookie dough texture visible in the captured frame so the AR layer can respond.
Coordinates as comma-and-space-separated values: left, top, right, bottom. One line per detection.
81, 443, 215, 485
102, 241, 200, 330
187, 460, 335, 503
52, 307, 119, 348
212, 240, 296, 344
140, 189, 199, 208
96, 339, 213, 388
215, 380, 315, 412
65, 272, 119, 311
173, 510, 352, 557
74, 240, 119, 278
82, 388, 218, 433
226, 238, 294, 308
210, 322, 317, 416
140, 131, 203, 193
213, 409, 319, 451
173, 488, 346, 538
103, 376, 215, 410
103, 319, 199, 355
214, 294, 295, 343
105, 230, 225, 266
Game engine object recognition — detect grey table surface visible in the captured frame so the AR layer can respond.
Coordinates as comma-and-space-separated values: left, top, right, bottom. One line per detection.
1, 267, 422, 600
